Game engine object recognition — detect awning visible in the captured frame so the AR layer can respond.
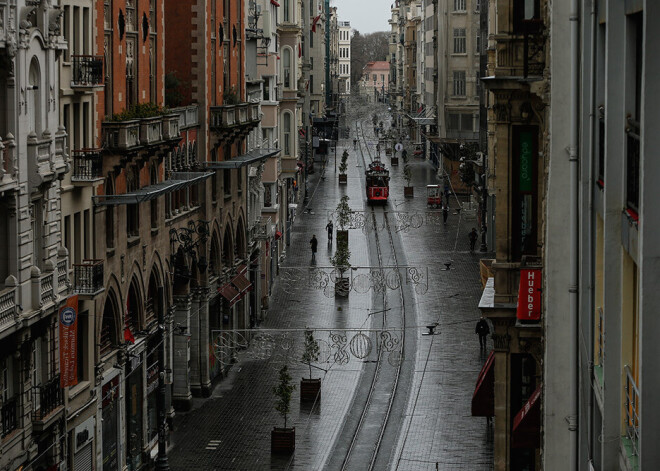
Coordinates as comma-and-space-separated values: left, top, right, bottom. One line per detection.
218, 283, 240, 305
471, 350, 495, 417
231, 265, 252, 294
203, 148, 280, 169
270, 0, 280, 6
93, 172, 213, 206
511, 383, 542, 449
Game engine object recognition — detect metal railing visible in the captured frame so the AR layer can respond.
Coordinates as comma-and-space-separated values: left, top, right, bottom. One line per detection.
73, 260, 104, 295
32, 375, 62, 421
596, 307, 603, 367
71, 149, 103, 180
1, 396, 17, 437
71, 55, 104, 87
254, 217, 272, 240
0, 288, 17, 326
624, 365, 640, 457
40, 273, 54, 305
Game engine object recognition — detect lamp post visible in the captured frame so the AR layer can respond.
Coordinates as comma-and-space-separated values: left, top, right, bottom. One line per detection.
163, 219, 210, 471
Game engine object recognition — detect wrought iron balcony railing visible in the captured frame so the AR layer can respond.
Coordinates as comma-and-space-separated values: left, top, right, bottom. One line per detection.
74, 259, 104, 295
71, 55, 104, 87
624, 365, 640, 458
32, 375, 62, 421
1, 396, 17, 438
71, 149, 103, 181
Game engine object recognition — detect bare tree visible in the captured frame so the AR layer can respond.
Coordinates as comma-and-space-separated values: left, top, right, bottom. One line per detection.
350, 30, 389, 86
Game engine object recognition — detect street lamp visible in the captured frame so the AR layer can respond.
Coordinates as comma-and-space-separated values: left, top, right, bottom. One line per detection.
160, 219, 210, 470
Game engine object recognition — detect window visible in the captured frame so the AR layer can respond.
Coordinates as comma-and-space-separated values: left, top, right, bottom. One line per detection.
263, 77, 270, 101
283, 113, 291, 156
105, 176, 115, 248
309, 74, 314, 93
476, 0, 481, 11
453, 70, 466, 96
454, 0, 466, 12
126, 166, 139, 238
513, 0, 541, 33
453, 28, 466, 54
373, 74, 377, 82
476, 33, 481, 54
476, 71, 481, 96
626, 13, 643, 213
283, 48, 291, 88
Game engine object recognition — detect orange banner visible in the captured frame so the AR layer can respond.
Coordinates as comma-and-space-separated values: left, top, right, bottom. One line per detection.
59, 295, 79, 388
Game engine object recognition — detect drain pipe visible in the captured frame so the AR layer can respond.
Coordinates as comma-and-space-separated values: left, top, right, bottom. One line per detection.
568, 0, 580, 467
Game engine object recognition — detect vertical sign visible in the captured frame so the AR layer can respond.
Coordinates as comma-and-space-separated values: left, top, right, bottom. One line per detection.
517, 269, 542, 320
60, 295, 79, 388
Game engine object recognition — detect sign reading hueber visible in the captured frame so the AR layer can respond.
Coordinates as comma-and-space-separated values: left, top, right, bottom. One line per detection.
516, 269, 541, 321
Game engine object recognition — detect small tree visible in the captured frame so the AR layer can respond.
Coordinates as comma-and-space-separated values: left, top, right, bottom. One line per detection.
330, 239, 351, 280
339, 150, 349, 174
301, 330, 320, 379
404, 165, 412, 187
335, 195, 352, 231
273, 365, 295, 429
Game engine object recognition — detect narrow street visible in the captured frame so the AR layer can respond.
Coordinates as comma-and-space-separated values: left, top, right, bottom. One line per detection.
169, 100, 494, 470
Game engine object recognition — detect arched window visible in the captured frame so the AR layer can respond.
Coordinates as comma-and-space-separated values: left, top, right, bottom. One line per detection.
283, 48, 291, 88
101, 292, 120, 356
283, 112, 291, 157
28, 58, 41, 134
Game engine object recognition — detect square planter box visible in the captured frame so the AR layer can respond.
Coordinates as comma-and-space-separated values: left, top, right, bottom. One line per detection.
300, 378, 321, 402
404, 186, 414, 197
339, 174, 348, 184
391, 157, 399, 166
271, 427, 295, 454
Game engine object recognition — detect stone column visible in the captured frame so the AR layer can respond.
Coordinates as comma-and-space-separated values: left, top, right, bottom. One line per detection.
171, 294, 192, 410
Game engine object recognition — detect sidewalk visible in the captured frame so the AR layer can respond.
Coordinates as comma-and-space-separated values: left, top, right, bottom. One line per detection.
168, 102, 493, 470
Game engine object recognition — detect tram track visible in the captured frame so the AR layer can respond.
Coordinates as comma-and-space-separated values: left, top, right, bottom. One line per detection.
337, 113, 409, 471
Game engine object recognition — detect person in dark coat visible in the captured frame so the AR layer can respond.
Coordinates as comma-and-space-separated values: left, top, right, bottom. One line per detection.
310, 235, 318, 262
326, 221, 333, 243
469, 227, 478, 252
475, 316, 490, 350
442, 204, 449, 224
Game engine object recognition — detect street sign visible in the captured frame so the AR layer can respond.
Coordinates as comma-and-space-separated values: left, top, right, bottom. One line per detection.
395, 143, 403, 152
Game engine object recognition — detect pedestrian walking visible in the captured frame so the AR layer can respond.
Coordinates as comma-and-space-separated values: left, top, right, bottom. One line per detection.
310, 235, 318, 262
326, 221, 333, 243
442, 204, 449, 224
469, 227, 478, 252
376, 143, 380, 155
475, 316, 490, 350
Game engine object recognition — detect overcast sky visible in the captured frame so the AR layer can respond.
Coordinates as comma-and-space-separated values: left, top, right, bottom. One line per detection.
331, 0, 392, 34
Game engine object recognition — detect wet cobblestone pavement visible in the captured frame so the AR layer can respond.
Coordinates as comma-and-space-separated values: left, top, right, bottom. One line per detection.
169, 101, 494, 470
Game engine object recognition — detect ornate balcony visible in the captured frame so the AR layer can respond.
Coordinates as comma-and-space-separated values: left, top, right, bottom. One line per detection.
1, 396, 17, 438
103, 120, 140, 150
71, 148, 103, 182
494, 33, 546, 79
40, 273, 54, 306
73, 260, 104, 296
209, 103, 261, 145
253, 217, 273, 240
71, 55, 104, 88
0, 134, 18, 193
32, 375, 64, 431
0, 287, 17, 329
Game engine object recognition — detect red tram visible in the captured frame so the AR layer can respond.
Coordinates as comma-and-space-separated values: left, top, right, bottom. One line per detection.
366, 160, 390, 203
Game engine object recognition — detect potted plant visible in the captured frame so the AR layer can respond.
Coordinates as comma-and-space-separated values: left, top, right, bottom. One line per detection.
404, 164, 414, 197
339, 150, 349, 184
300, 329, 321, 402
331, 239, 351, 296
272, 365, 296, 454
335, 195, 352, 245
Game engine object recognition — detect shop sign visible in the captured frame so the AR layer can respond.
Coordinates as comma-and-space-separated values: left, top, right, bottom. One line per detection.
516, 269, 542, 320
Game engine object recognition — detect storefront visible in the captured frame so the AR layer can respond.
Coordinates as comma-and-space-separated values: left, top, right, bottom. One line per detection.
102, 375, 120, 471
125, 354, 144, 470
72, 416, 95, 470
